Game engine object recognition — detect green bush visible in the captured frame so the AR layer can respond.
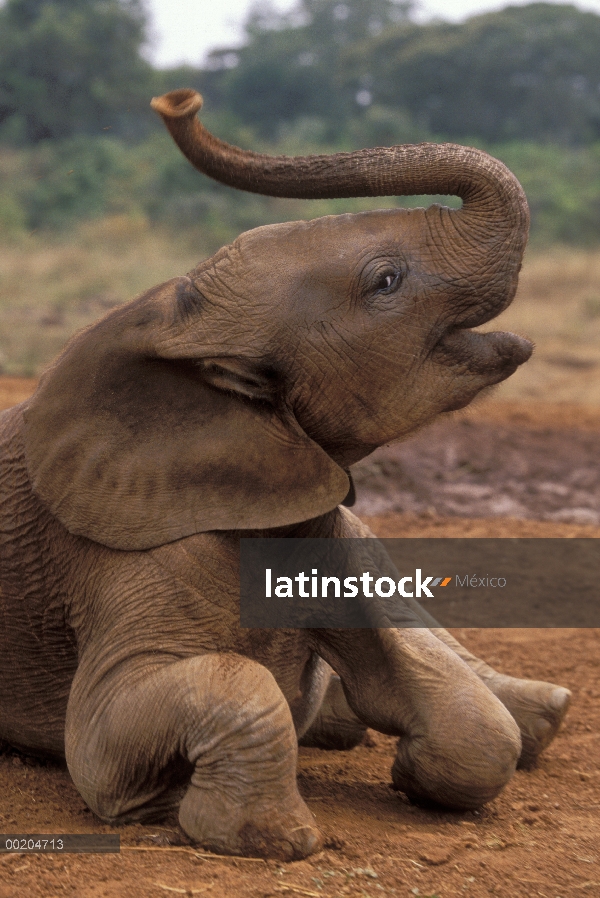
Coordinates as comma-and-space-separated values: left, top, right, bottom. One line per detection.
1, 131, 599, 248
489, 142, 600, 246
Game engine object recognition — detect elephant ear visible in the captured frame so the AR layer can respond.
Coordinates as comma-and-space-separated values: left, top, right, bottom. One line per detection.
23, 279, 349, 550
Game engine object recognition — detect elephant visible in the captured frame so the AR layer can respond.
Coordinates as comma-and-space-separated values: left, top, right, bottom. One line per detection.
0, 88, 571, 860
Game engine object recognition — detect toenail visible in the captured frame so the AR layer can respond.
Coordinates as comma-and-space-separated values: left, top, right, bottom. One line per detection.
304, 829, 321, 854
549, 688, 571, 711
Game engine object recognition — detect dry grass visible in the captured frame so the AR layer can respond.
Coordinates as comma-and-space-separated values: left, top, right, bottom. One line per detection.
2, 221, 600, 405
0, 216, 207, 375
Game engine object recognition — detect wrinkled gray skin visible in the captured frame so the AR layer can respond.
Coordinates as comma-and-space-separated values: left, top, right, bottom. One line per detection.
0, 91, 571, 859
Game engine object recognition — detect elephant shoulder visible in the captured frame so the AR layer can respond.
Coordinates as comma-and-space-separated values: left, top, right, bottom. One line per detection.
148, 531, 240, 609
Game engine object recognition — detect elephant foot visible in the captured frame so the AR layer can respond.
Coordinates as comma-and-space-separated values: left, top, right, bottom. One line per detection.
299, 675, 367, 750
178, 663, 323, 859
482, 675, 571, 768
391, 713, 520, 811
179, 784, 321, 860
173, 657, 323, 859
389, 657, 521, 811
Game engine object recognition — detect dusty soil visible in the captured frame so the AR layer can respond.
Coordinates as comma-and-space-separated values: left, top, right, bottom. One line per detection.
1, 379, 599, 897
352, 400, 600, 527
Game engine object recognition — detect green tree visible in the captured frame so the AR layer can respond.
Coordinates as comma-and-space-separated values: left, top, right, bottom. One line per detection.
205, 0, 413, 137
345, 3, 600, 144
199, 1, 600, 147
0, 0, 155, 143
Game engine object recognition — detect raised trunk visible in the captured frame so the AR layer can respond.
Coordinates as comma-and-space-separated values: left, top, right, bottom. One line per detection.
151, 88, 529, 262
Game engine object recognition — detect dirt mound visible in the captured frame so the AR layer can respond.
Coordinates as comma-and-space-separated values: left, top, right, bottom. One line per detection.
352, 401, 600, 527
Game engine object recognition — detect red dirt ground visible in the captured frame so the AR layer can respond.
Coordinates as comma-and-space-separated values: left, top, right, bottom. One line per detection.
1, 379, 599, 897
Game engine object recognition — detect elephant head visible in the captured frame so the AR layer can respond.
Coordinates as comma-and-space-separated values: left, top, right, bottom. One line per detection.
23, 89, 531, 551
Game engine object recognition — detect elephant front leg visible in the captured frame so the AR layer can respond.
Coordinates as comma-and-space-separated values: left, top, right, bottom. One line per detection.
336, 509, 571, 767
303, 633, 570, 767
66, 654, 321, 859
312, 627, 522, 810
399, 595, 571, 767
421, 623, 570, 768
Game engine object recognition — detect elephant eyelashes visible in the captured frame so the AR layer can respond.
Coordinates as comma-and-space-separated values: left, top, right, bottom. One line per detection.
372, 269, 403, 297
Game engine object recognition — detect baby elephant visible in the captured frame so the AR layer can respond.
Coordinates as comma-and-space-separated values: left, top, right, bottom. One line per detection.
0, 89, 570, 859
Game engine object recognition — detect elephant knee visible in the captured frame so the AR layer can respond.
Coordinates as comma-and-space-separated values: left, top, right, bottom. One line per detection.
66, 654, 298, 827
392, 708, 521, 810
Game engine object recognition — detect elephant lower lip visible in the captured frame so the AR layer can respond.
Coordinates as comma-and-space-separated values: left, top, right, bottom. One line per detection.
434, 329, 533, 377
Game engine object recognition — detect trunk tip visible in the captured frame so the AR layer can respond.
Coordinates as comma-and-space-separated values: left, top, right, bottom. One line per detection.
151, 89, 203, 120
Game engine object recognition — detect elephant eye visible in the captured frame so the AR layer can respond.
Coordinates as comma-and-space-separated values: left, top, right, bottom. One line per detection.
374, 270, 401, 295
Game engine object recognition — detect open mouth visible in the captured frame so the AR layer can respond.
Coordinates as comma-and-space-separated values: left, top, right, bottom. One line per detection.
433, 328, 533, 378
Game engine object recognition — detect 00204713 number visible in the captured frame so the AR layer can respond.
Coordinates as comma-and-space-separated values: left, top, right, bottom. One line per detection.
2, 837, 64, 851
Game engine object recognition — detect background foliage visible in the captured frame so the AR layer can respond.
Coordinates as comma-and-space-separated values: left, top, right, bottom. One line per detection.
0, 0, 599, 247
